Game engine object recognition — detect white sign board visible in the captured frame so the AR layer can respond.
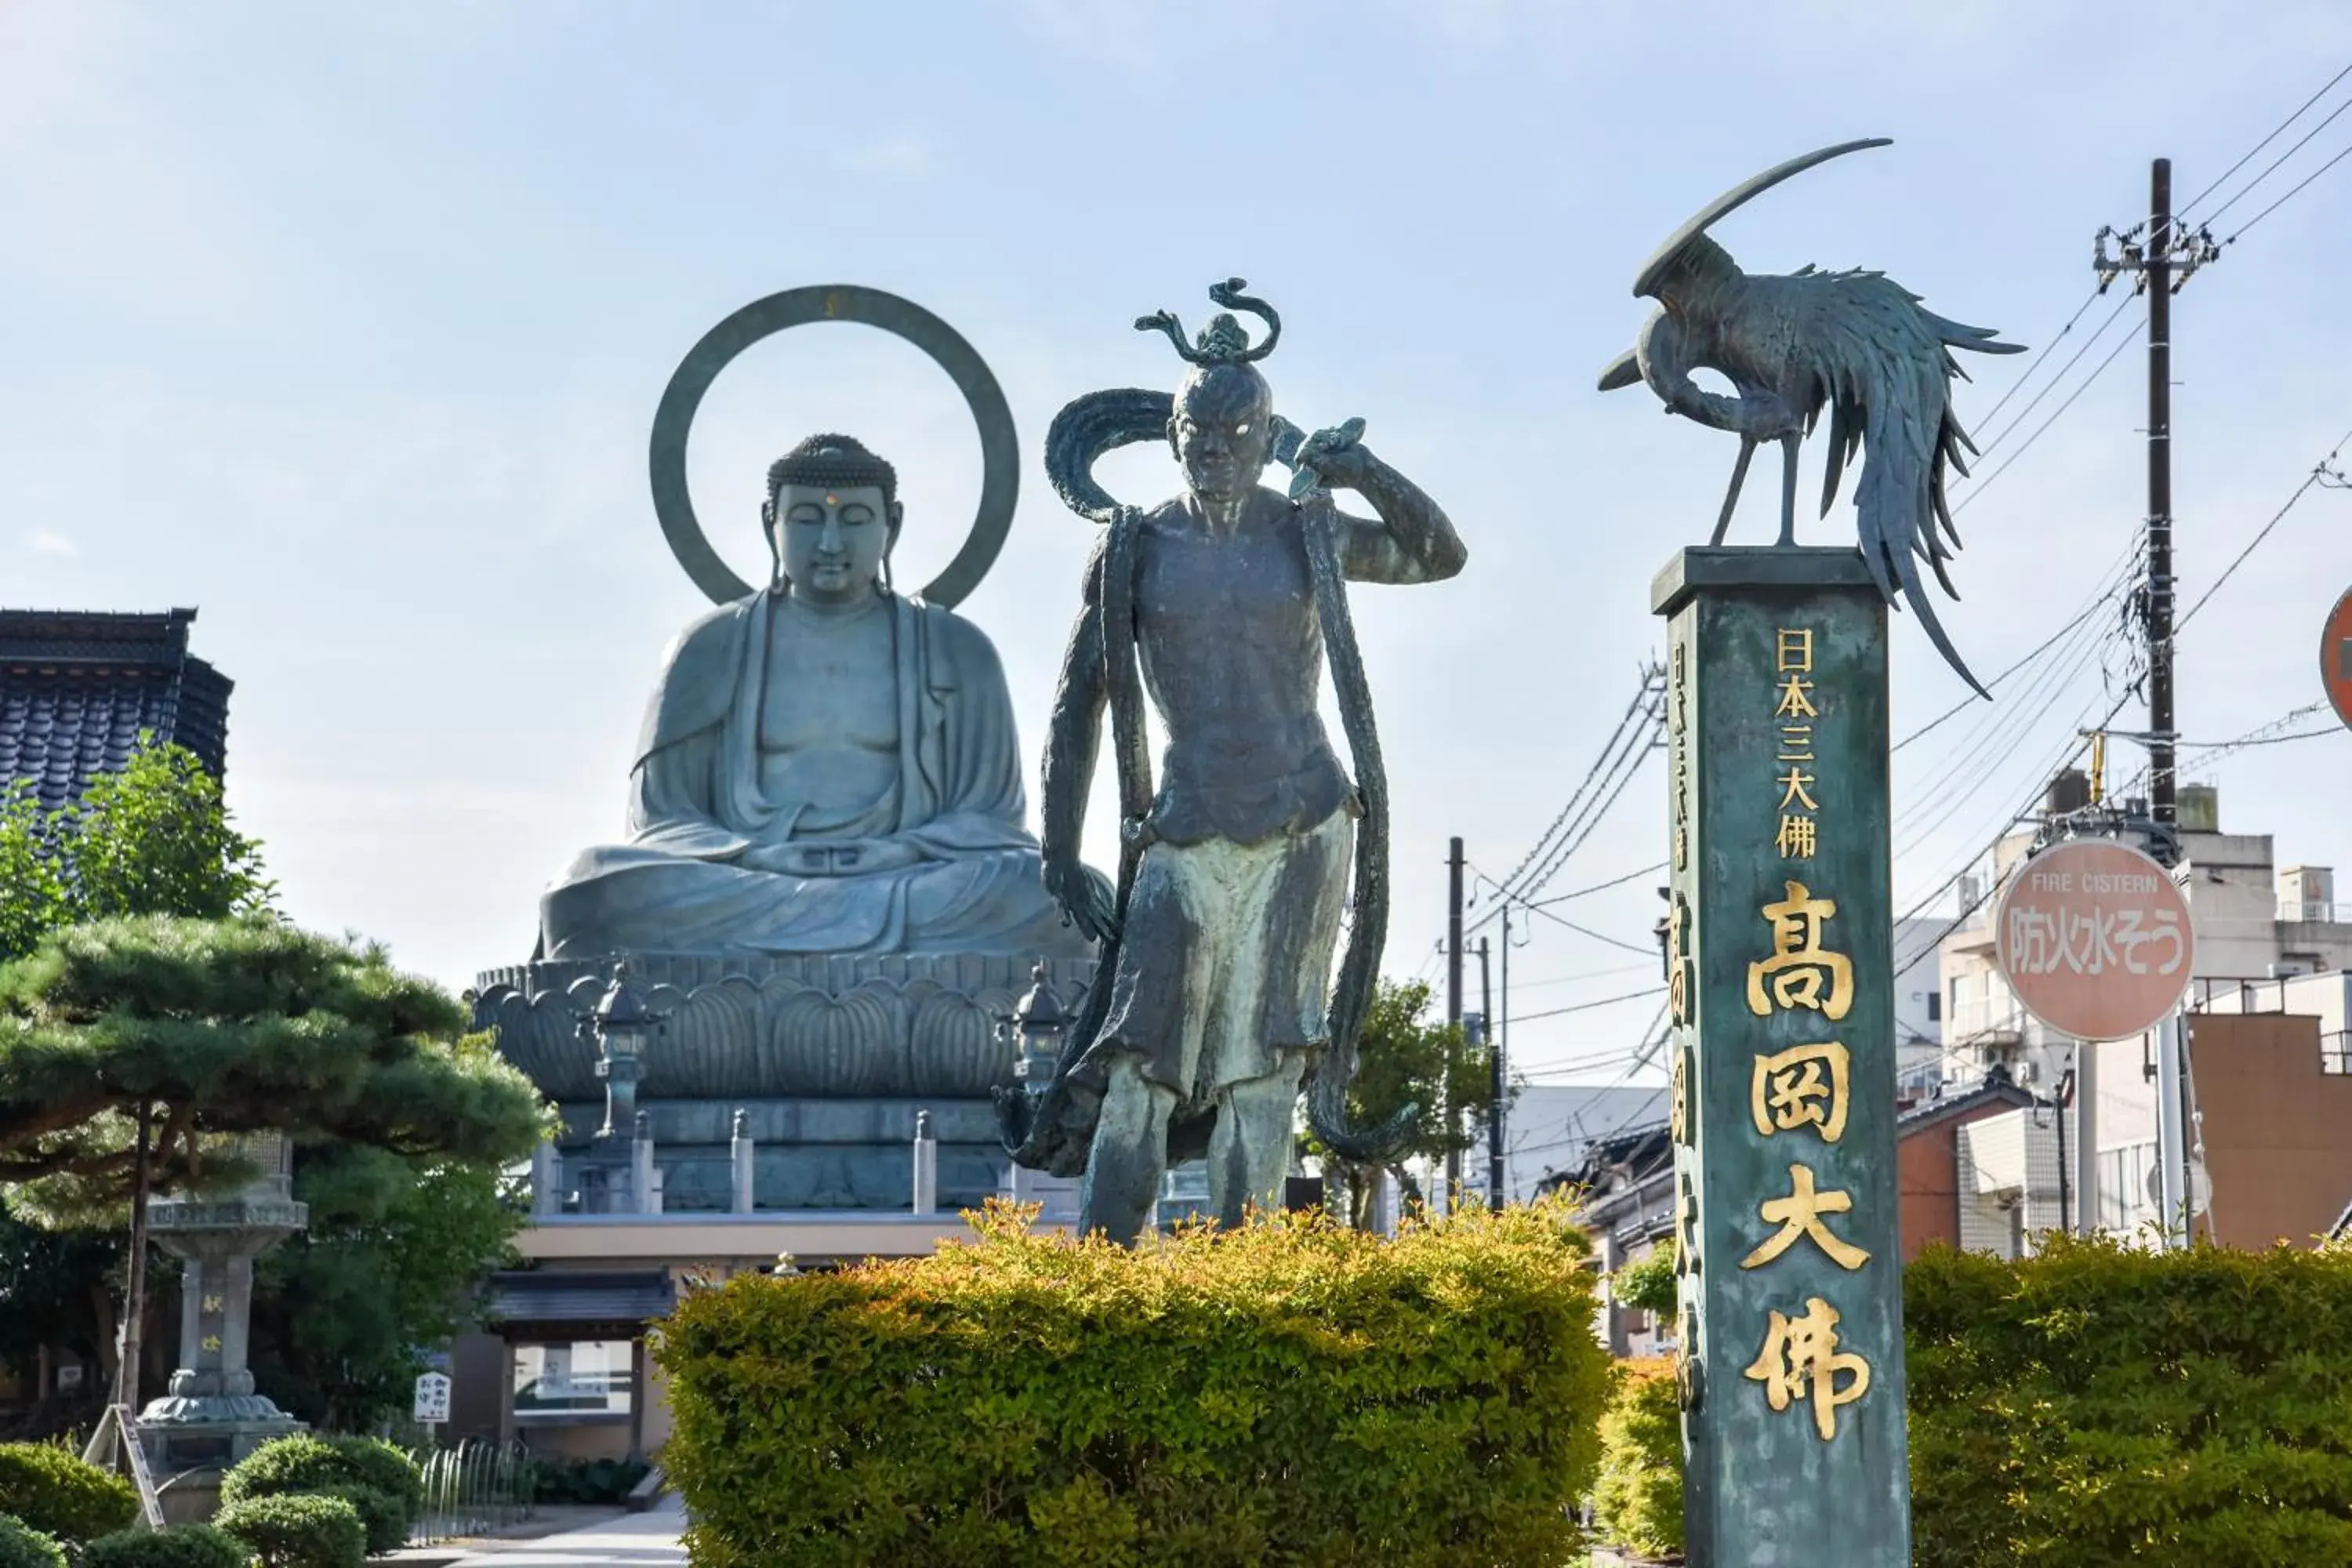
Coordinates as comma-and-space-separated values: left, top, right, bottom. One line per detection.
412, 1370, 452, 1425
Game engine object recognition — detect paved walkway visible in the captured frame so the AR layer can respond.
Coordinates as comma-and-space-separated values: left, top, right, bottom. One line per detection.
446, 1497, 685, 1566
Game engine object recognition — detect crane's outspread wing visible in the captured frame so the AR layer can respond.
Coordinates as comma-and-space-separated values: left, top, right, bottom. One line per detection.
1774, 268, 2021, 696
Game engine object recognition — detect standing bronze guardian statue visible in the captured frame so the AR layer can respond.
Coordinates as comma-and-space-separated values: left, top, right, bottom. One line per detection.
1000, 279, 1466, 1244
1599, 139, 2022, 693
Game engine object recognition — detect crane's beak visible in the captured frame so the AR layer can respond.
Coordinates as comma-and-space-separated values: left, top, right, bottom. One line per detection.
1598, 350, 1641, 393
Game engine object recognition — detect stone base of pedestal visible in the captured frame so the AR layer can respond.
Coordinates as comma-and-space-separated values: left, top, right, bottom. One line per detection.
139, 1408, 306, 1476
154, 1468, 224, 1528
556, 1095, 1014, 1210
138, 1410, 306, 1525
477, 952, 1096, 1102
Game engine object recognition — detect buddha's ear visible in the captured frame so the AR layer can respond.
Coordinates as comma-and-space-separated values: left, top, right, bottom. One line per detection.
885, 499, 905, 553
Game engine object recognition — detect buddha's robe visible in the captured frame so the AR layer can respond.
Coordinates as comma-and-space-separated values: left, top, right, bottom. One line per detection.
539, 590, 1085, 959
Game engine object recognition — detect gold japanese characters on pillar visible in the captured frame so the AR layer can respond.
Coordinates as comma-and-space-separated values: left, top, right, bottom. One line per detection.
1773, 627, 1821, 862
1740, 1163, 1871, 1272
1737, 870, 1875, 1440
1750, 1041, 1852, 1143
1744, 880, 1855, 1020
1744, 1296, 1872, 1441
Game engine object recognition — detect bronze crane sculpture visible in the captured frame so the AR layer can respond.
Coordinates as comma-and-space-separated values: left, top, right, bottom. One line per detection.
1600, 139, 2022, 695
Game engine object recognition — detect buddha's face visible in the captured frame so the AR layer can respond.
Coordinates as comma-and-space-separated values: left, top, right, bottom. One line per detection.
1170, 365, 1275, 504
775, 484, 897, 604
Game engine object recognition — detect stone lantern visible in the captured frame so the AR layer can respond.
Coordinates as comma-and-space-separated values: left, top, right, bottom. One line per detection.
1000, 964, 1080, 1219
1007, 961, 1069, 1102
137, 1133, 308, 1485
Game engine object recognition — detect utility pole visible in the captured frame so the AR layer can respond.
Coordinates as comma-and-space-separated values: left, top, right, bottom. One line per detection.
2094, 158, 2216, 844
2092, 160, 2217, 1244
1445, 837, 1465, 1210
1479, 937, 1503, 1207
2147, 158, 2177, 832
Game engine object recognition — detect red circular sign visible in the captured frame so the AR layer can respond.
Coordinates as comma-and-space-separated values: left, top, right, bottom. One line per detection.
1992, 839, 2194, 1042
2324, 586, 2352, 733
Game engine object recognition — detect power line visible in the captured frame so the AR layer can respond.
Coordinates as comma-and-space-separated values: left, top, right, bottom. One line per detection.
1517, 899, 1659, 957
1892, 542, 2138, 756
1951, 319, 2140, 516
2220, 141, 2352, 245
2179, 60, 2352, 216
1968, 286, 2107, 442
1505, 985, 1668, 1026
1504, 675, 1666, 906
2200, 95, 2352, 227
1970, 294, 2136, 456
1484, 667, 1661, 906
2175, 423, 2352, 633
1531, 863, 1667, 907
1893, 559, 2136, 853
1511, 959, 1659, 993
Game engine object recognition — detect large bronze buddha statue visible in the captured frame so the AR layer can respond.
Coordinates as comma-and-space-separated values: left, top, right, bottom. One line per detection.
539, 434, 1086, 961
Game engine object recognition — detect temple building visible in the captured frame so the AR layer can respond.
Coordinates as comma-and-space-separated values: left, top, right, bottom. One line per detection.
0, 607, 231, 810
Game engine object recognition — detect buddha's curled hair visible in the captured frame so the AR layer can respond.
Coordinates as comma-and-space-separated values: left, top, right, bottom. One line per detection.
767, 434, 898, 507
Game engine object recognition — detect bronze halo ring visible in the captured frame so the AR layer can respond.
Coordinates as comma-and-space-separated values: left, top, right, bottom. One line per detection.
648, 284, 1018, 609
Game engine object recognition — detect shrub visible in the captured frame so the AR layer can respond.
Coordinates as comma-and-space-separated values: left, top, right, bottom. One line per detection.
0, 1515, 65, 1568
1592, 1358, 1682, 1562
214, 1494, 364, 1568
219, 1435, 419, 1552
316, 1486, 405, 1557
1908, 1236, 2352, 1566
0, 1443, 138, 1543
82, 1523, 253, 1568
659, 1199, 1613, 1568
1611, 1242, 1677, 1317
219, 1435, 421, 1518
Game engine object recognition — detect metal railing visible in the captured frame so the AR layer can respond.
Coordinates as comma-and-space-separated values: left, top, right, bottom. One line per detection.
409, 1438, 537, 1545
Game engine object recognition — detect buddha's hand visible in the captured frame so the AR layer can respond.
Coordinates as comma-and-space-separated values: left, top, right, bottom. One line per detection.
739, 840, 924, 877
1044, 853, 1116, 945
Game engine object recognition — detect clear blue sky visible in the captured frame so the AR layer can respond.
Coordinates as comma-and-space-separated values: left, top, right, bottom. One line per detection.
5, 1, 2350, 1087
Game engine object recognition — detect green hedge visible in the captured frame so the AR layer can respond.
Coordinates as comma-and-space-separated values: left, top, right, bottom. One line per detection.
1909, 1236, 2352, 1566
1592, 1237, 2352, 1565
82, 1523, 253, 1568
0, 1516, 64, 1568
1593, 1357, 1682, 1562
220, 1434, 419, 1553
0, 1444, 137, 1543
215, 1494, 365, 1568
659, 1201, 1613, 1567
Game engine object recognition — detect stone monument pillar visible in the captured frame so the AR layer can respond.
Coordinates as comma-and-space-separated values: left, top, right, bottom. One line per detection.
1655, 548, 1908, 1563
137, 1133, 308, 1480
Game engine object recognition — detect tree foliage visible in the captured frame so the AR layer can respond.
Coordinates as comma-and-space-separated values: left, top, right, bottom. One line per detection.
0, 742, 271, 968
1307, 978, 1495, 1229
1612, 1238, 1678, 1316
0, 915, 545, 1201
251, 1151, 526, 1427
1593, 1357, 1682, 1561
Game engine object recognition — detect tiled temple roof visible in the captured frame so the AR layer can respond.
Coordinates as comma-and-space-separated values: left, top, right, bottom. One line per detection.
0, 608, 232, 812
